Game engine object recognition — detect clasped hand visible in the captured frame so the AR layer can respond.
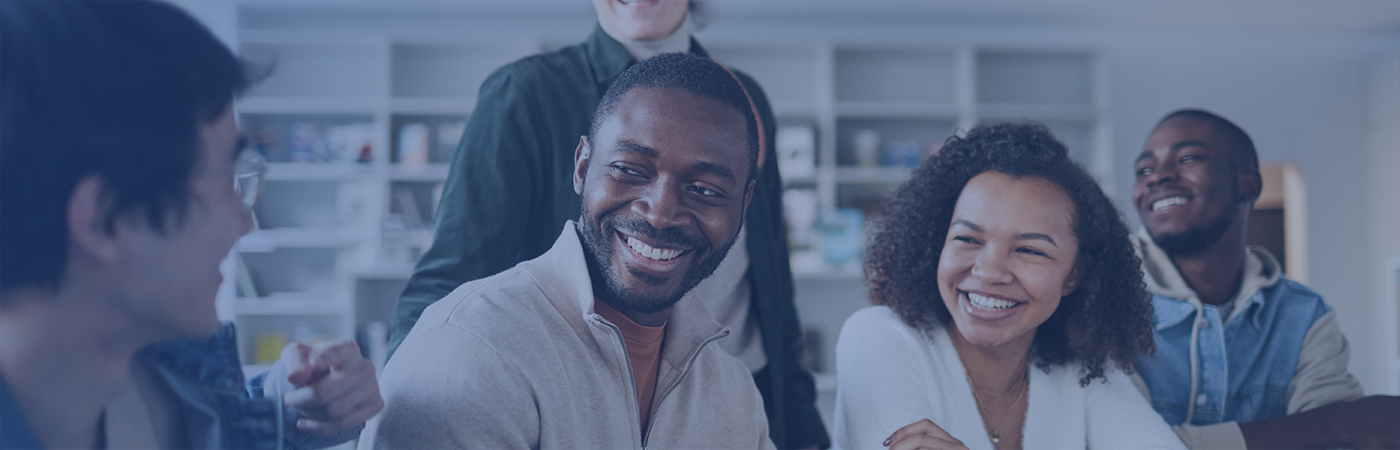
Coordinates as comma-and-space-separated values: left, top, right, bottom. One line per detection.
884, 419, 969, 450
277, 340, 385, 435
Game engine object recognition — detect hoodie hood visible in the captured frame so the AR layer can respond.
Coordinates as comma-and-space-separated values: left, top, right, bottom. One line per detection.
1132, 227, 1282, 308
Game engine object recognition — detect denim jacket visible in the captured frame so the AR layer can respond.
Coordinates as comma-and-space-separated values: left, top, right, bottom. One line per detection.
1131, 229, 1362, 431
0, 323, 358, 450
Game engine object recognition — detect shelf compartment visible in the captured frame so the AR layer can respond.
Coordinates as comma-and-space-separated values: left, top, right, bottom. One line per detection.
835, 167, 913, 184
390, 114, 469, 164
837, 184, 901, 218
241, 41, 380, 98
239, 248, 339, 297
388, 181, 444, 231
236, 313, 346, 366
253, 180, 376, 229
355, 277, 409, 329
834, 118, 956, 168
835, 47, 956, 104
707, 45, 818, 107
238, 228, 369, 252
977, 50, 1094, 106
391, 42, 527, 98
239, 113, 377, 164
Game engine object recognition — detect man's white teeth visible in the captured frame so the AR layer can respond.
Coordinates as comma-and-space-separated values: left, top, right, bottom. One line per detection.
1152, 196, 1187, 211
967, 292, 1017, 311
627, 236, 681, 261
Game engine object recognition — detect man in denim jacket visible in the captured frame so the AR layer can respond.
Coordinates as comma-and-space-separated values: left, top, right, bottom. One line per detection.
1130, 109, 1400, 449
0, 2, 382, 449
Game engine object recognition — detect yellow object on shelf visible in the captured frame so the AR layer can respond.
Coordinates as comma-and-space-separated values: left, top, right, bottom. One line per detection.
254, 331, 287, 365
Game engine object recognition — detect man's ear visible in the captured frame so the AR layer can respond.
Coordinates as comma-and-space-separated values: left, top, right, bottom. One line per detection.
67, 175, 120, 264
573, 135, 591, 196
1238, 170, 1262, 204
741, 178, 756, 217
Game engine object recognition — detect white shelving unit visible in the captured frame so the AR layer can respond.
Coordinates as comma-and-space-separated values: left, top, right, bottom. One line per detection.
705, 43, 1108, 281
222, 20, 1111, 383
226, 30, 536, 371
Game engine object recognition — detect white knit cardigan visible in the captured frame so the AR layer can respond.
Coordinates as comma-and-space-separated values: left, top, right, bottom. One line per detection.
833, 306, 1186, 450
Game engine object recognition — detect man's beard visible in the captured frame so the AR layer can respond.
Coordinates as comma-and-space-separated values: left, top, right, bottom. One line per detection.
1149, 206, 1237, 257
578, 207, 738, 314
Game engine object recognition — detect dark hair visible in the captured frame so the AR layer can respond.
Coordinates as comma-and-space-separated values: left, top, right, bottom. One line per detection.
1, 1, 249, 293
866, 122, 1155, 386
1158, 108, 1259, 173
588, 52, 760, 177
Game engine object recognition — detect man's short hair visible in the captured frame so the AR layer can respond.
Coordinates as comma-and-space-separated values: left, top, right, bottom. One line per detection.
1157, 108, 1259, 174
0, 1, 249, 293
587, 52, 760, 176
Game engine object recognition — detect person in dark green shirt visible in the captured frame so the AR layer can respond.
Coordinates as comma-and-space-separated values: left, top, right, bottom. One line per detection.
387, 1, 830, 448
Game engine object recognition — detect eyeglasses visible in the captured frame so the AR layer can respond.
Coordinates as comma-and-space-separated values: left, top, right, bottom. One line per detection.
234, 149, 267, 209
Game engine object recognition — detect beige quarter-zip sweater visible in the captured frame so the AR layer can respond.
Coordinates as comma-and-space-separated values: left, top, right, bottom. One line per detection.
361, 222, 775, 449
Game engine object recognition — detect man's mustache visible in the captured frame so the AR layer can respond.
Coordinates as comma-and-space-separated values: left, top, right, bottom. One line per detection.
604, 215, 708, 252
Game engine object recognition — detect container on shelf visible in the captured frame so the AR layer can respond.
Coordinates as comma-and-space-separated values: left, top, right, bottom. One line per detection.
777, 125, 817, 179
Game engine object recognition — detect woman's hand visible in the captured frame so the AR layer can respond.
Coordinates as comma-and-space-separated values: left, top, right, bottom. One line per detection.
883, 419, 969, 450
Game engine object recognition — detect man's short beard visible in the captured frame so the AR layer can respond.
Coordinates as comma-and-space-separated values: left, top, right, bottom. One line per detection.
1150, 207, 1237, 257
578, 206, 738, 314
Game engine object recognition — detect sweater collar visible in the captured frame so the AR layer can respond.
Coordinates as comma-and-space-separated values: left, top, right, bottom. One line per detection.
584, 24, 708, 90
527, 222, 727, 362
1132, 227, 1281, 328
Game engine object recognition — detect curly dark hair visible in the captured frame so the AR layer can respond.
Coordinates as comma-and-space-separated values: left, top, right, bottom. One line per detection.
865, 122, 1154, 386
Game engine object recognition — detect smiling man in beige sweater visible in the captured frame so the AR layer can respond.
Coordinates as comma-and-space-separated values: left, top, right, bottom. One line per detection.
360, 52, 774, 449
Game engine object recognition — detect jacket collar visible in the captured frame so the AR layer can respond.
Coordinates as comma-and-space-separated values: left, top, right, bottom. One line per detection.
1132, 228, 1282, 330
584, 24, 708, 90
523, 222, 729, 363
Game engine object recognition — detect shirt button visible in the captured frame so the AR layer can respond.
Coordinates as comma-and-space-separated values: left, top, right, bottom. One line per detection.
1197, 317, 1210, 329
1196, 394, 1208, 406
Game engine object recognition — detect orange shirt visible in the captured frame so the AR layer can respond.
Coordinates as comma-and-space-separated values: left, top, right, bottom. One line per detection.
594, 299, 667, 433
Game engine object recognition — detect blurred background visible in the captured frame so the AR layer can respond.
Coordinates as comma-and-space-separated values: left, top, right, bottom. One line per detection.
171, 0, 1400, 429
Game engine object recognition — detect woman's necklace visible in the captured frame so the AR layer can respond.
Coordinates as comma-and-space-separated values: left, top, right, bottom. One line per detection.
963, 366, 1029, 445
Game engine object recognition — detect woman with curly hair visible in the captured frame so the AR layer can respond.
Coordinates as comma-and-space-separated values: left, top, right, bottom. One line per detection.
833, 122, 1184, 450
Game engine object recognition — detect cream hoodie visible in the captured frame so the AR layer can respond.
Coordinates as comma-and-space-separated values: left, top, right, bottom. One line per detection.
360, 222, 774, 449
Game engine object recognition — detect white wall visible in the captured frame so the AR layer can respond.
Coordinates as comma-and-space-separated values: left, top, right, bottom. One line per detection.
1364, 54, 1400, 395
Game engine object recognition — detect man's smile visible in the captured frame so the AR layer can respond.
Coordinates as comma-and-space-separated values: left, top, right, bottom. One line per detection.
625, 234, 687, 261
614, 229, 695, 278
1151, 196, 1188, 211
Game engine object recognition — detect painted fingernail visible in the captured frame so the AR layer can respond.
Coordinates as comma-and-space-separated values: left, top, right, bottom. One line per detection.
882, 436, 892, 446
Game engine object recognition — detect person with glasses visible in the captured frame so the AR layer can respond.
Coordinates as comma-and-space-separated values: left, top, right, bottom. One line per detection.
0, 2, 382, 449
